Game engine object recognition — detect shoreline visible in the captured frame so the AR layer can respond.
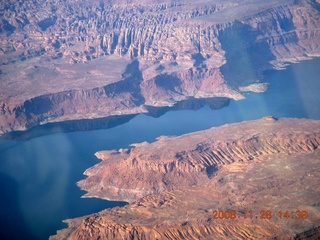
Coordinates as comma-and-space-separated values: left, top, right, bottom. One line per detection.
52, 117, 320, 239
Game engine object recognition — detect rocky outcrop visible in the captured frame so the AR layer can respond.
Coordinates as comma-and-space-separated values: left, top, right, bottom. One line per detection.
0, 60, 146, 132
51, 118, 320, 239
78, 117, 320, 202
1, 0, 320, 133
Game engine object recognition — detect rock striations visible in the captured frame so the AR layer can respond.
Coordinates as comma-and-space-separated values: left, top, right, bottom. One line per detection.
51, 118, 320, 239
1, 0, 320, 133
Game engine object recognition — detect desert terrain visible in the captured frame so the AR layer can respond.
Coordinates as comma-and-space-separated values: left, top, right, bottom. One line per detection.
50, 117, 320, 239
1, 0, 320, 133
1, 1, 320, 239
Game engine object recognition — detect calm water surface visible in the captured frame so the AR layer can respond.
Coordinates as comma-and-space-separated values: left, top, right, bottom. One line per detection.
0, 58, 320, 239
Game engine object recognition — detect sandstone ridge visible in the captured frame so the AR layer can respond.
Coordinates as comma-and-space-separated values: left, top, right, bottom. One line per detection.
1, 0, 320, 133
51, 118, 320, 239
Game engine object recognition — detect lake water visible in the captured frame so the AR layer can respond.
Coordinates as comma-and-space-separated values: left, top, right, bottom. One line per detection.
0, 58, 320, 240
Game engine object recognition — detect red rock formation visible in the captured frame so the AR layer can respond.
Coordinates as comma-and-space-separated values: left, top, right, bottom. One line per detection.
1, 0, 320, 133
50, 118, 320, 239
78, 117, 320, 202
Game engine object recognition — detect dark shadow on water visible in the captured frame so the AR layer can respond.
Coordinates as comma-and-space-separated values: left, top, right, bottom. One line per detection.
0, 57, 319, 240
1, 97, 230, 141
1, 114, 138, 141
145, 97, 230, 118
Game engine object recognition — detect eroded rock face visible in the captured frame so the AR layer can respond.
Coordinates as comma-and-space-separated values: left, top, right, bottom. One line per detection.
78, 118, 320, 202
51, 118, 320, 239
1, 0, 320, 133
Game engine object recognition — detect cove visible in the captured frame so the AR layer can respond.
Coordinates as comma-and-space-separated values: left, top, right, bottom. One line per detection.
0, 58, 320, 240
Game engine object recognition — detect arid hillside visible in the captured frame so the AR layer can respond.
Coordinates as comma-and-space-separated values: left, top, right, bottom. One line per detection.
50, 117, 320, 239
1, 0, 320, 133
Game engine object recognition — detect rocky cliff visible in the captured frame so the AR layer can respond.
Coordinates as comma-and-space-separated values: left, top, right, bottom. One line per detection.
1, 0, 320, 133
51, 117, 320, 239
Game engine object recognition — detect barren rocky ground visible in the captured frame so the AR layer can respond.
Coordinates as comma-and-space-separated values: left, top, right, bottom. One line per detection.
2, 1, 320, 239
50, 117, 320, 239
1, 0, 320, 133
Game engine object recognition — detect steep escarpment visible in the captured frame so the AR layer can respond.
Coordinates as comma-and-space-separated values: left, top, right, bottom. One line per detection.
0, 60, 146, 132
78, 117, 320, 202
51, 118, 320, 239
1, 97, 229, 141
1, 0, 320, 133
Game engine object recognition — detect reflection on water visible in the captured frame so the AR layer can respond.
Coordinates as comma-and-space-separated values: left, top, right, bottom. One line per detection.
1, 114, 138, 141
0, 58, 320, 240
145, 97, 229, 118
1, 97, 229, 141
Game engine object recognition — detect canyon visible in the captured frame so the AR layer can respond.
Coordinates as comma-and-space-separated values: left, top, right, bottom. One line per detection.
1, 0, 320, 133
50, 117, 320, 239
1, 1, 320, 239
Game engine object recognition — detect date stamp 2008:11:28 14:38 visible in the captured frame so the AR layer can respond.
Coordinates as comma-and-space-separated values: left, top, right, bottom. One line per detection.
212, 210, 309, 220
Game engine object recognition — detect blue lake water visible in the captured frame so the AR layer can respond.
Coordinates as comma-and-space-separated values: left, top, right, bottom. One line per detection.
0, 58, 320, 239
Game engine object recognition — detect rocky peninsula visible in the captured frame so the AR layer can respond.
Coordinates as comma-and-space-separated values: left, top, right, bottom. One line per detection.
2, 0, 320, 238
51, 117, 320, 239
